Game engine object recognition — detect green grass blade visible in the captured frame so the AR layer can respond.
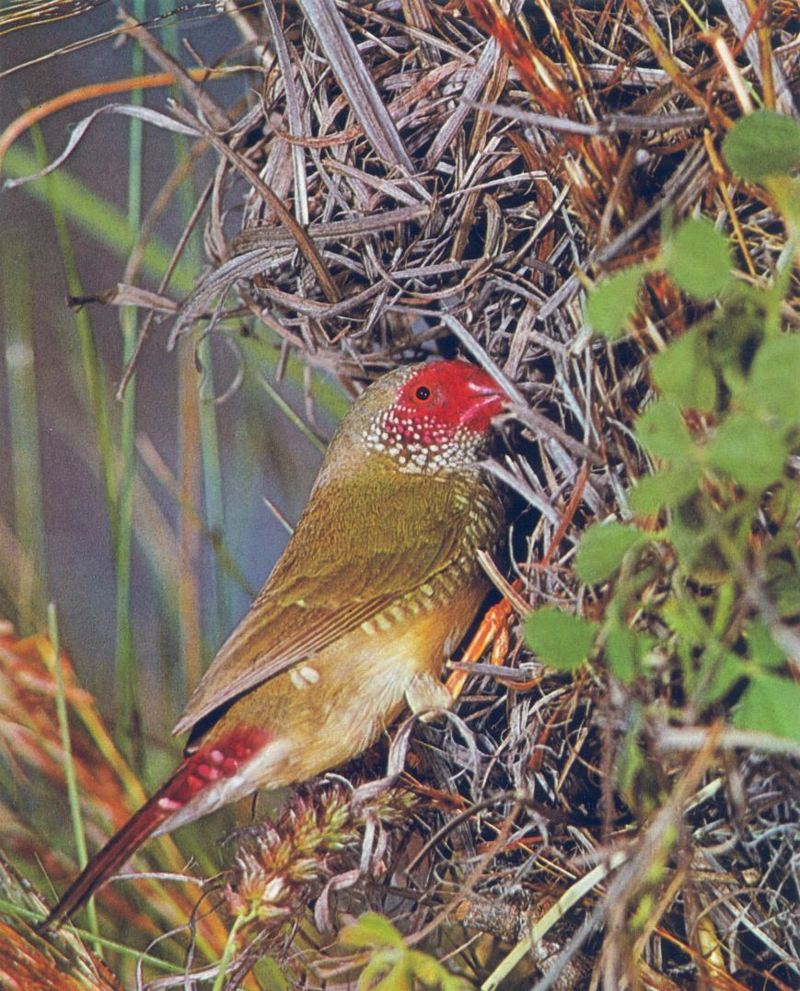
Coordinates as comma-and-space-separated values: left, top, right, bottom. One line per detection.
47, 603, 101, 947
2, 243, 47, 631
2, 146, 195, 292
197, 334, 229, 648
113, 16, 145, 757
30, 125, 119, 536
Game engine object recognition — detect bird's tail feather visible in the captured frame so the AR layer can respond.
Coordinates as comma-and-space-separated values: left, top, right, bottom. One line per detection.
43, 792, 171, 929
44, 723, 272, 928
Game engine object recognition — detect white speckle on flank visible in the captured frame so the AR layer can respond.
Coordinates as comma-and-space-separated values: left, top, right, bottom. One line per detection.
290, 666, 319, 690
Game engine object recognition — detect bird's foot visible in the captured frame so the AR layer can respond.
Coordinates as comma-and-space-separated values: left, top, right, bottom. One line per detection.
445, 583, 521, 702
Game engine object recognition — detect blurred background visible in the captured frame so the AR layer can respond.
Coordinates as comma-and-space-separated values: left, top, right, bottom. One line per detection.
0, 1, 341, 764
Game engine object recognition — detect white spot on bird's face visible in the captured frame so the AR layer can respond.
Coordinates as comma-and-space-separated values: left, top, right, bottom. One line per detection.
364, 408, 487, 474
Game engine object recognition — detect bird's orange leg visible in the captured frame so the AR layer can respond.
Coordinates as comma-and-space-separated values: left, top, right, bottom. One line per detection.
446, 585, 520, 701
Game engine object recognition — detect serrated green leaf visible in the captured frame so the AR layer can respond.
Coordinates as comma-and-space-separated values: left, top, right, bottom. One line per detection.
575, 522, 643, 583
342, 912, 404, 949
664, 218, 732, 300
605, 626, 654, 683
747, 336, 800, 423
585, 265, 646, 338
733, 673, 800, 740
708, 414, 788, 490
723, 111, 800, 182
651, 327, 717, 410
629, 466, 700, 514
636, 400, 694, 460
524, 607, 598, 672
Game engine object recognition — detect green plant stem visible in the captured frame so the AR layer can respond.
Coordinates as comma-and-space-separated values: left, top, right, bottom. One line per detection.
198, 332, 229, 647
114, 10, 145, 756
2, 244, 47, 630
47, 604, 100, 948
212, 912, 252, 991
2, 147, 195, 292
30, 125, 119, 539
0, 899, 182, 973
257, 371, 327, 455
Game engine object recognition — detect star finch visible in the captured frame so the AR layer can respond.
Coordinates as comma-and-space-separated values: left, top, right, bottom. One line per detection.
46, 359, 508, 927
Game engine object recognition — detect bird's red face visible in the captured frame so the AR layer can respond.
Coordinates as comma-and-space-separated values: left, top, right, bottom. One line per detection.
393, 360, 508, 439
366, 360, 508, 471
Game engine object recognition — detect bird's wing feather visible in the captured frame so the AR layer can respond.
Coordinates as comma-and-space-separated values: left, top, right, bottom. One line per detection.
172, 469, 475, 737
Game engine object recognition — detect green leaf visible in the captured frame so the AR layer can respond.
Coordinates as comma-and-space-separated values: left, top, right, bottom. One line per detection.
723, 111, 800, 182
708, 285, 769, 381
651, 327, 717, 410
708, 414, 788, 490
341, 913, 404, 949
746, 622, 786, 670
734, 673, 800, 740
636, 400, 694, 460
371, 962, 412, 991
664, 218, 732, 300
408, 952, 444, 986
704, 653, 746, 704
747, 336, 800, 424
605, 626, 654, 683
357, 958, 394, 991
629, 466, 699, 514
524, 608, 598, 672
575, 522, 643, 583
615, 710, 659, 817
585, 265, 646, 338
253, 957, 293, 991
662, 596, 710, 648
767, 558, 800, 618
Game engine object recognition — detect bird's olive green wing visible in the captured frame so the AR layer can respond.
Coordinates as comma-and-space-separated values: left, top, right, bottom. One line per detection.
172, 470, 484, 737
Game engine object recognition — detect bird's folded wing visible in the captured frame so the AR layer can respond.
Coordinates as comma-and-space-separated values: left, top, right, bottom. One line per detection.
172, 471, 477, 737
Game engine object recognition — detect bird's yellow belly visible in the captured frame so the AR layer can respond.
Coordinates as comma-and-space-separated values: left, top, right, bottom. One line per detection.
221, 576, 488, 788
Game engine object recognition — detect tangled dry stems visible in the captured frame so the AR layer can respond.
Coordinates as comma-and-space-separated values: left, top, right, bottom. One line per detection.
11, 0, 800, 988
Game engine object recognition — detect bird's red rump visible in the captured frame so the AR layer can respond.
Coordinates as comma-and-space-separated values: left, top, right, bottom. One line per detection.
158, 725, 271, 809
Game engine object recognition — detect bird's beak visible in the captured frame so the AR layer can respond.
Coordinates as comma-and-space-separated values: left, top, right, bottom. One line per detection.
459, 379, 510, 431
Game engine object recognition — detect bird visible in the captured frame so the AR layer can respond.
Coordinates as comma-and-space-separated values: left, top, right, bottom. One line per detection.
45, 358, 508, 928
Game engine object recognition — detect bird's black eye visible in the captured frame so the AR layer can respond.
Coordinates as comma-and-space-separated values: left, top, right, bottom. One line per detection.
415, 385, 431, 401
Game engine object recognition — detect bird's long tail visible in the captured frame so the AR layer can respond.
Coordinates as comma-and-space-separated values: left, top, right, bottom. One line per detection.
43, 790, 171, 929
44, 724, 271, 929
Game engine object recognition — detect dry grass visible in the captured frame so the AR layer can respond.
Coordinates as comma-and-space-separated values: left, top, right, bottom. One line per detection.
2, 1, 800, 988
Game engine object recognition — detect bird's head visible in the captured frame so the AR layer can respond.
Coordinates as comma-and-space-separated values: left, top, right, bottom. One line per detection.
332, 359, 509, 474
